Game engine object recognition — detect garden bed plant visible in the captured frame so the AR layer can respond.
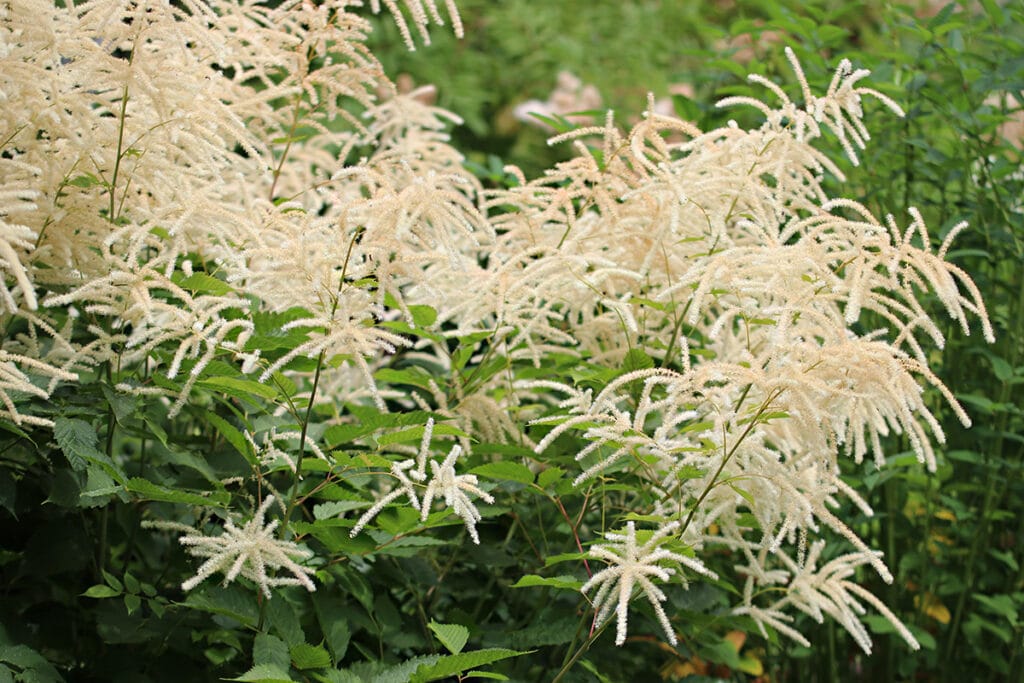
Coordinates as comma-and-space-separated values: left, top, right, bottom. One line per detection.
1, 1, 1019, 681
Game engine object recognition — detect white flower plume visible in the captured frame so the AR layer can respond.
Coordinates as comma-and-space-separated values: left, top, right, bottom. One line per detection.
177, 496, 316, 598
349, 458, 422, 539
581, 520, 717, 646
349, 419, 496, 544
420, 442, 495, 544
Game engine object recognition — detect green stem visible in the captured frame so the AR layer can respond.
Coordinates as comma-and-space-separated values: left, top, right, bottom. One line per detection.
283, 348, 325, 528
552, 615, 612, 683
269, 90, 305, 202
1007, 496, 1024, 679
281, 227, 360, 532
109, 76, 132, 223
828, 621, 839, 683
943, 456, 1000, 662
660, 299, 693, 372
885, 476, 897, 681
678, 389, 782, 537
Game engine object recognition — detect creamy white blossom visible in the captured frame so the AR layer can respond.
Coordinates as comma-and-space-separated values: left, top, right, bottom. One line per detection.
177, 496, 316, 598
349, 458, 422, 538
420, 443, 495, 544
581, 521, 716, 646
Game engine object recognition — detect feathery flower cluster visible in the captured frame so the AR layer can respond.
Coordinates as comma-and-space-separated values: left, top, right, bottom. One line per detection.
174, 496, 316, 599
500, 54, 992, 649
350, 419, 494, 543
582, 521, 716, 646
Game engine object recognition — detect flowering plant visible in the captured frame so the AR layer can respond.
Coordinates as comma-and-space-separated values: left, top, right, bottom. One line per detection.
0, 0, 998, 680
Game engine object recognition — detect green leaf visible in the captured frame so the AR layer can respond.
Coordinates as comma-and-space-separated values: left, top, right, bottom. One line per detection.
254, 634, 291, 672
229, 664, 296, 683
502, 615, 578, 649
52, 417, 125, 484
410, 649, 528, 683
527, 111, 576, 133
908, 623, 936, 650
463, 672, 508, 680
729, 483, 756, 508
373, 535, 451, 557
926, 2, 956, 31
334, 566, 374, 613
125, 477, 229, 507
0, 644, 63, 683
990, 354, 1013, 382
680, 420, 715, 434
123, 572, 140, 594
149, 598, 171, 623
290, 643, 332, 670
266, 597, 305, 646
579, 659, 615, 683
375, 422, 469, 446
248, 309, 313, 351
67, 173, 104, 188
979, 0, 1005, 25
198, 376, 279, 401
102, 570, 123, 592
700, 636, 743, 669
313, 596, 351, 663
374, 367, 436, 390
510, 574, 583, 590
408, 304, 438, 328
470, 462, 534, 485
141, 415, 170, 450
100, 384, 137, 425
621, 348, 654, 374
82, 585, 120, 599
313, 500, 368, 520
123, 593, 141, 615
974, 593, 1019, 624
377, 319, 444, 344
364, 655, 440, 683
172, 272, 234, 296
323, 410, 446, 447
205, 411, 255, 464
183, 585, 259, 626
542, 552, 588, 567
536, 467, 564, 489
989, 548, 1020, 572
428, 621, 469, 655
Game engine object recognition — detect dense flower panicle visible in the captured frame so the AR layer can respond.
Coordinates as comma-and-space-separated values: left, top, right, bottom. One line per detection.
176, 496, 317, 598
488, 51, 988, 655
0, 166, 39, 313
